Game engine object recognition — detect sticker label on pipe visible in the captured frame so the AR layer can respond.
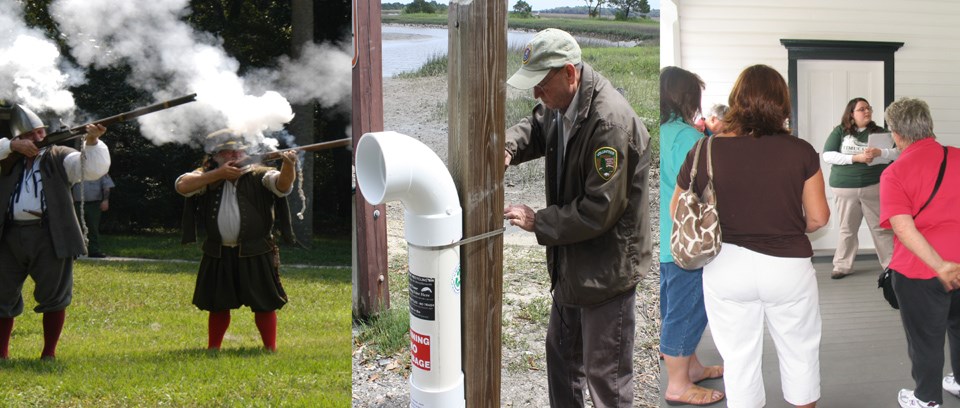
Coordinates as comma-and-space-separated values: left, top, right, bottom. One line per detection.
409, 272, 435, 321
410, 329, 431, 371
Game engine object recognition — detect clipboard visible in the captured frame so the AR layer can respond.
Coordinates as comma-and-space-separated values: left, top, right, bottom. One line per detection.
867, 133, 894, 166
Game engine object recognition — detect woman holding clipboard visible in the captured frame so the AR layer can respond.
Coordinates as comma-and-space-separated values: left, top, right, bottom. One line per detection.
822, 97, 898, 279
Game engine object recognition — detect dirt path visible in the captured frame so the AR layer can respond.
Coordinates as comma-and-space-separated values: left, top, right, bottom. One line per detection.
351, 75, 662, 407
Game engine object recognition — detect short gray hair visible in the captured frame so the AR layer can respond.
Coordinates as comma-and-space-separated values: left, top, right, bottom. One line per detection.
707, 104, 728, 119
885, 97, 934, 143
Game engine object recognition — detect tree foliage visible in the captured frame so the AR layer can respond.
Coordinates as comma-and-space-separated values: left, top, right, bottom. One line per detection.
584, 0, 605, 18
610, 0, 651, 20
404, 0, 437, 14
512, 0, 533, 18
16, 0, 352, 237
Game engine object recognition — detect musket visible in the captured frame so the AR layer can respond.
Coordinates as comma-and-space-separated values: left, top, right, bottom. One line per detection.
237, 137, 352, 166
1, 93, 198, 174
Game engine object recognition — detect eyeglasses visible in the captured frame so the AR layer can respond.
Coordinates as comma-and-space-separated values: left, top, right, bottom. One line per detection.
534, 69, 561, 93
855, 106, 873, 113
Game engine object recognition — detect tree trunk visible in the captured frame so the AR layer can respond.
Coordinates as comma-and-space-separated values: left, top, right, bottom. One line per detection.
290, 0, 315, 243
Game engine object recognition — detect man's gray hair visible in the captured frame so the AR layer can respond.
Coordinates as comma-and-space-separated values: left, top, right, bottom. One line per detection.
885, 97, 935, 143
707, 104, 728, 119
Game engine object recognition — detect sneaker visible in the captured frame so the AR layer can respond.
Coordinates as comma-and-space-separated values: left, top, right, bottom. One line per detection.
945, 373, 960, 398
899, 389, 940, 408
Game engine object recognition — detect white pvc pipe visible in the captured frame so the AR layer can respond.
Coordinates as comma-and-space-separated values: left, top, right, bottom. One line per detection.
355, 131, 465, 408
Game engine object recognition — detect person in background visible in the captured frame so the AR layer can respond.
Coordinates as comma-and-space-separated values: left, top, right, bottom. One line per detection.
0, 104, 109, 360
177, 129, 298, 352
822, 97, 897, 279
703, 103, 728, 136
658, 66, 724, 406
878, 97, 960, 408
503, 28, 652, 407
672, 65, 829, 407
71, 174, 114, 258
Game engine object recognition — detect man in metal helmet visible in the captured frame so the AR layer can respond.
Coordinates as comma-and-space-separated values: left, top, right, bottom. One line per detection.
0, 104, 109, 360
176, 128, 298, 352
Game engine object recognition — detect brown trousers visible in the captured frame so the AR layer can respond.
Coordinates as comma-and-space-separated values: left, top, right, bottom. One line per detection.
546, 286, 636, 408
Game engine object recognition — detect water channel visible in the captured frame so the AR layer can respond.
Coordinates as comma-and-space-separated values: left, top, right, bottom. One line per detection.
381, 25, 638, 77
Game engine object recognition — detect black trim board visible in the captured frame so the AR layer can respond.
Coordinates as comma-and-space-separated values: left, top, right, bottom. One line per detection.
780, 39, 903, 136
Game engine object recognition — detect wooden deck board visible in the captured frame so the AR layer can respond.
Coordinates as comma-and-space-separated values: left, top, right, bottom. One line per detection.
659, 257, 960, 407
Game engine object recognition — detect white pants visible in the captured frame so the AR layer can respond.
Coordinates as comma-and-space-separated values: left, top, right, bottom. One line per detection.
703, 243, 822, 407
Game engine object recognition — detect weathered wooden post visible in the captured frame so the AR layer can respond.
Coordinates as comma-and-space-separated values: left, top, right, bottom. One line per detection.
448, 1, 507, 406
290, 0, 314, 243
352, 0, 390, 317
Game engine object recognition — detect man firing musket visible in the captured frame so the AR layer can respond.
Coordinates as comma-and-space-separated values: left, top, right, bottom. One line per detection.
0, 94, 195, 361
0, 104, 109, 361
177, 128, 301, 352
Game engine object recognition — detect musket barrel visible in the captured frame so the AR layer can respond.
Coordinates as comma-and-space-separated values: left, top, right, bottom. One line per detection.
260, 138, 352, 161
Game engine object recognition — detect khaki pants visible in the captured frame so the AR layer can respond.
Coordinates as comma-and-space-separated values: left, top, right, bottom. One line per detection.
831, 184, 894, 274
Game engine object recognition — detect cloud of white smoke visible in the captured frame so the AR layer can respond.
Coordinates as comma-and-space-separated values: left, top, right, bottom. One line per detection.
0, 0, 79, 115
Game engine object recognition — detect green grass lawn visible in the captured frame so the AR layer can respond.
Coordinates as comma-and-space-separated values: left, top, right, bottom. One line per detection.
0, 248, 351, 406
98, 233, 351, 266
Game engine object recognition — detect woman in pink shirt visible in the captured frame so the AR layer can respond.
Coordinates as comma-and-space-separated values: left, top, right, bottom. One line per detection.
879, 97, 960, 408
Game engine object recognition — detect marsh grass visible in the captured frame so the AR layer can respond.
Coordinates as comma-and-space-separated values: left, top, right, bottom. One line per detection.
0, 260, 350, 406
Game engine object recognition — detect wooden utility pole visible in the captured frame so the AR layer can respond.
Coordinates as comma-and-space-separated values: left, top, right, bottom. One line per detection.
448, 1, 507, 406
351, 0, 389, 317
290, 0, 314, 243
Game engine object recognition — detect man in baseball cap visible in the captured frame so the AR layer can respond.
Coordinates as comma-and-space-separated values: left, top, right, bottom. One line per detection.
503, 28, 652, 407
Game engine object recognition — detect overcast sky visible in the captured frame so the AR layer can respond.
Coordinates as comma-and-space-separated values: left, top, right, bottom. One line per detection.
384, 1, 662, 11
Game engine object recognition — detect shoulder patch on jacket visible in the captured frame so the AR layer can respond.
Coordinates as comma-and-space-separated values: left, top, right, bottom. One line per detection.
594, 146, 618, 181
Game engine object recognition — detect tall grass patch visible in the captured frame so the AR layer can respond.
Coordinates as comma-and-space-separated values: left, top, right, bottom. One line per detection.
0, 260, 351, 407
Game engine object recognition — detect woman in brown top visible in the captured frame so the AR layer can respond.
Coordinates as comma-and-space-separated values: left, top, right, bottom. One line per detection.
672, 64, 830, 408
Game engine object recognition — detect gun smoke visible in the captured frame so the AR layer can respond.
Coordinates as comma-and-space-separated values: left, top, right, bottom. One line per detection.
0, 0, 352, 151
0, 0, 80, 116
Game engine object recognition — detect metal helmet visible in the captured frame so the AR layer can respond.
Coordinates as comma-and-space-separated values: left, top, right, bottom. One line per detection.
205, 128, 249, 154
9, 104, 46, 138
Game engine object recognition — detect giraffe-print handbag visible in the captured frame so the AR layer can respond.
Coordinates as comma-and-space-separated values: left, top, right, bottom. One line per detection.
670, 136, 722, 270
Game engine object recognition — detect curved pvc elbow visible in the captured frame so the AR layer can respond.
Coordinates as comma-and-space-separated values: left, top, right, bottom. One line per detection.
356, 131, 463, 247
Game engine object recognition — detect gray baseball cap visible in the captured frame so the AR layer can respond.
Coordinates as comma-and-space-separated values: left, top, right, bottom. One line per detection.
507, 28, 582, 90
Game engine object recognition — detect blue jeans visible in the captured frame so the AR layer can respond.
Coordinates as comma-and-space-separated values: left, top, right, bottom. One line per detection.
660, 262, 708, 356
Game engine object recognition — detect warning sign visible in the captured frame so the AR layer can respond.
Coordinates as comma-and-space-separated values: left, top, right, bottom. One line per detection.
410, 329, 431, 371
409, 273, 435, 321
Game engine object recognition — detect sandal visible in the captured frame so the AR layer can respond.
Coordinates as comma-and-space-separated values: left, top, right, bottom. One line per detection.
693, 365, 724, 383
665, 384, 725, 406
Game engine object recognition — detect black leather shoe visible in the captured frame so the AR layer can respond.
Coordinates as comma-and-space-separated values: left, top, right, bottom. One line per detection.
88, 252, 107, 258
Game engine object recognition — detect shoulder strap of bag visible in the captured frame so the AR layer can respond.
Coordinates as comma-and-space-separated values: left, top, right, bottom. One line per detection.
915, 145, 948, 217
688, 137, 706, 186
706, 136, 715, 181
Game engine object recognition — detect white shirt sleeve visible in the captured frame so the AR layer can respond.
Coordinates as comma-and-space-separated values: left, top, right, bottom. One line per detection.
175, 170, 206, 197
822, 151, 853, 165
0, 138, 10, 160
64, 141, 110, 183
262, 169, 293, 197
880, 147, 900, 161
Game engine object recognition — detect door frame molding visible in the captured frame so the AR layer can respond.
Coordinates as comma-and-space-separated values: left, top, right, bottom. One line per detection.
780, 39, 903, 136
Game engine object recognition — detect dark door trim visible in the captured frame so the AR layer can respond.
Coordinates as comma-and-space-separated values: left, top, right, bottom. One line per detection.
780, 39, 903, 136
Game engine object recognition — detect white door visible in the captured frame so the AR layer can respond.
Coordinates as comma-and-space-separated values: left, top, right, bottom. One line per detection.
796, 59, 885, 251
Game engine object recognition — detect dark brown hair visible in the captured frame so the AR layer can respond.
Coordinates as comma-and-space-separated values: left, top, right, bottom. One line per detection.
840, 97, 885, 135
723, 65, 791, 138
660, 66, 705, 125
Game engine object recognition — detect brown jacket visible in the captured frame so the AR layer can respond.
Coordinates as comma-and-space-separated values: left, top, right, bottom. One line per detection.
0, 146, 88, 258
506, 63, 652, 306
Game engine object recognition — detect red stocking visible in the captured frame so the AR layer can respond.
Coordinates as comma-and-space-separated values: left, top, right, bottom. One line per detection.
208, 310, 231, 350
254, 311, 277, 351
0, 317, 13, 359
41, 310, 65, 359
